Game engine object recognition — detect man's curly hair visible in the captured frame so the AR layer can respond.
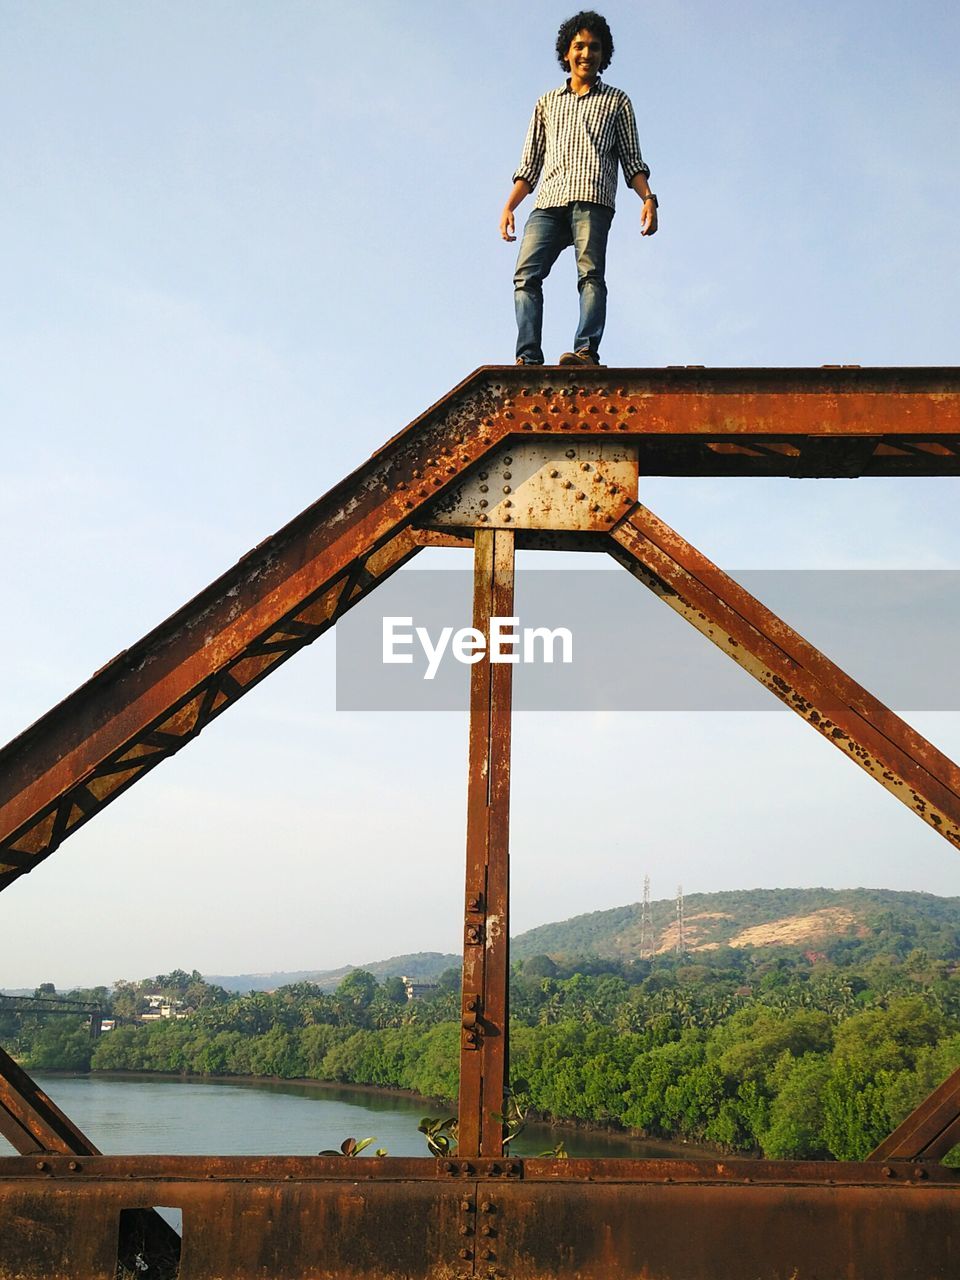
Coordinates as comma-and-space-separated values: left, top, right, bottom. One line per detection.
555, 11, 614, 74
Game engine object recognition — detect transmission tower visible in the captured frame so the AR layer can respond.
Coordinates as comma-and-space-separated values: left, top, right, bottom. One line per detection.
639, 875, 651, 959
675, 884, 685, 958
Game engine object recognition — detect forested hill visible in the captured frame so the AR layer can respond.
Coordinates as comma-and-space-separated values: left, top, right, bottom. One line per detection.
203, 889, 960, 991
511, 887, 960, 964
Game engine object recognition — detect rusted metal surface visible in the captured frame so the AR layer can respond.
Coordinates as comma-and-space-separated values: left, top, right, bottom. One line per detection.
0, 527, 426, 891
4, 367, 960, 1274
0, 1046, 99, 1157
0, 1155, 957, 1279
609, 504, 960, 850
870, 1064, 960, 1161
3, 368, 960, 893
487, 1179, 959, 1279
0, 1168, 470, 1279
0, 1053, 182, 1270
459, 530, 515, 1160
488, 365, 960, 476
428, 442, 638, 530
411, 528, 477, 549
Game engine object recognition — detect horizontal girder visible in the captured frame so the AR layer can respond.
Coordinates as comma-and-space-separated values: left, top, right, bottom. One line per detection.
489, 365, 960, 476
0, 1154, 957, 1279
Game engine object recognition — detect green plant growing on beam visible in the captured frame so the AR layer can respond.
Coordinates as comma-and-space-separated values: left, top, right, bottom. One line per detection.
501, 1084, 569, 1158
419, 1116, 458, 1157
538, 1140, 569, 1159
318, 1137, 386, 1157
497, 1089, 529, 1148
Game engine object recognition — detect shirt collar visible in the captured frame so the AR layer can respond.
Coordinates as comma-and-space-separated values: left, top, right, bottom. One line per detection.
560, 76, 604, 97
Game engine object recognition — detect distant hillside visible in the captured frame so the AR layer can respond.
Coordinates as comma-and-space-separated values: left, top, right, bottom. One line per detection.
511, 887, 960, 964
206, 951, 460, 994
203, 890, 960, 994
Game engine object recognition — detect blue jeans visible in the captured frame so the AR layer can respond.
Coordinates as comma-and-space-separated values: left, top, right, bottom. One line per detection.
513, 201, 614, 364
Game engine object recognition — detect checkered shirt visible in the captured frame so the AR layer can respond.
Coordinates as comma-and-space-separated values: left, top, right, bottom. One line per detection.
513, 79, 650, 211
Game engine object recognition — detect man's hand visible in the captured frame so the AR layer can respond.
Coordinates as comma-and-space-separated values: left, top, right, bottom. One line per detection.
641, 198, 658, 237
499, 179, 531, 242
628, 175, 658, 236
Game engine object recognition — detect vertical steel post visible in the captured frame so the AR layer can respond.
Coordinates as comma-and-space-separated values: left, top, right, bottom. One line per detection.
458, 528, 515, 1158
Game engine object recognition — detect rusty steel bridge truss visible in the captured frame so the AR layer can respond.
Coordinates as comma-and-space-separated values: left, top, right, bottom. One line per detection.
2, 367, 960, 1278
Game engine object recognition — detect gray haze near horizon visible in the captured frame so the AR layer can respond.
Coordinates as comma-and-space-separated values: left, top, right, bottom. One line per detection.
6, 886, 957, 995
2, 2, 959, 989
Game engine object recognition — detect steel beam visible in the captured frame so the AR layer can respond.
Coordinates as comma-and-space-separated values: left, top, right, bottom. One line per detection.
3, 369, 960, 893
0, 1154, 957, 1279
0, 995, 102, 1016
427, 440, 638, 530
0, 1050, 187, 1272
2, 368, 960, 1276
0, 1044, 98, 1157
488, 365, 960, 476
870, 1064, 960, 1161
609, 504, 960, 850
0, 527, 427, 891
459, 528, 515, 1159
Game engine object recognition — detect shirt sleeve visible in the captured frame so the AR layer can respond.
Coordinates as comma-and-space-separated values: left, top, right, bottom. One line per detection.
615, 95, 650, 183
512, 100, 546, 189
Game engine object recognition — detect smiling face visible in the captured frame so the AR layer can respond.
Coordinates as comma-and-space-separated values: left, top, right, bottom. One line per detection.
565, 28, 603, 81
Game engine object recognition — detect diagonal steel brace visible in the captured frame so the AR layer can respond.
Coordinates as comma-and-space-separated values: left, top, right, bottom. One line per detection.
0, 528, 424, 892
609, 502, 960, 1162
869, 1064, 960, 1162
0, 1044, 98, 1156
0, 1044, 184, 1265
608, 503, 960, 849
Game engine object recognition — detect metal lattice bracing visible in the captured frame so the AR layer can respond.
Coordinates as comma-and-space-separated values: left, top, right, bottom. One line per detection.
2, 365, 960, 1279
4, 367, 960, 890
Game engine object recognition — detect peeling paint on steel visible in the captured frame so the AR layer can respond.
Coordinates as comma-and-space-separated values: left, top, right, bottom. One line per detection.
485, 914, 504, 949
427, 442, 638, 531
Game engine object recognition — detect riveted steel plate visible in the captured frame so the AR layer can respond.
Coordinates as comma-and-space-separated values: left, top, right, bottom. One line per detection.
426, 443, 638, 531
1, 1156, 958, 1279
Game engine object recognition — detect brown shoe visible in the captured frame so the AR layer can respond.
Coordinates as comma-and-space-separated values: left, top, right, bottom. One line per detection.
558, 349, 603, 366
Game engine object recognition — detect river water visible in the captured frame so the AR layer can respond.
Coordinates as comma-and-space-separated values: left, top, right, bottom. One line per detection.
11, 1073, 706, 1161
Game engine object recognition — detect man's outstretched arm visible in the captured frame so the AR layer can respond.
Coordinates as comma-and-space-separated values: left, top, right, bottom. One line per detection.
500, 178, 532, 242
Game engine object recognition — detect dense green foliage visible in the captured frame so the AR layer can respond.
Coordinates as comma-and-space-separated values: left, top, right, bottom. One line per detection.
7, 938, 960, 1165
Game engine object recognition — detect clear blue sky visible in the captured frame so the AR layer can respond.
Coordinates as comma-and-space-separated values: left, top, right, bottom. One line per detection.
2, 1, 959, 988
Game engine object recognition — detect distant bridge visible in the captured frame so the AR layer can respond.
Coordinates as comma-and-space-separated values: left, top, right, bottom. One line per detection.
0, 996, 104, 1038
1, 366, 958, 1278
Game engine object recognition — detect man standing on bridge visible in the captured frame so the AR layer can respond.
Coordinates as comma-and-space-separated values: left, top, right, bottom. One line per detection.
500, 11, 657, 367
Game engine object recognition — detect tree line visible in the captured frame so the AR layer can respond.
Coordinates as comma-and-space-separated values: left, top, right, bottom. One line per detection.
4, 946, 959, 1164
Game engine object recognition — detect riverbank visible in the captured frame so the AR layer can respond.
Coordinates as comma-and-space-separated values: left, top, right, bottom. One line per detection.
39, 1068, 726, 1160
